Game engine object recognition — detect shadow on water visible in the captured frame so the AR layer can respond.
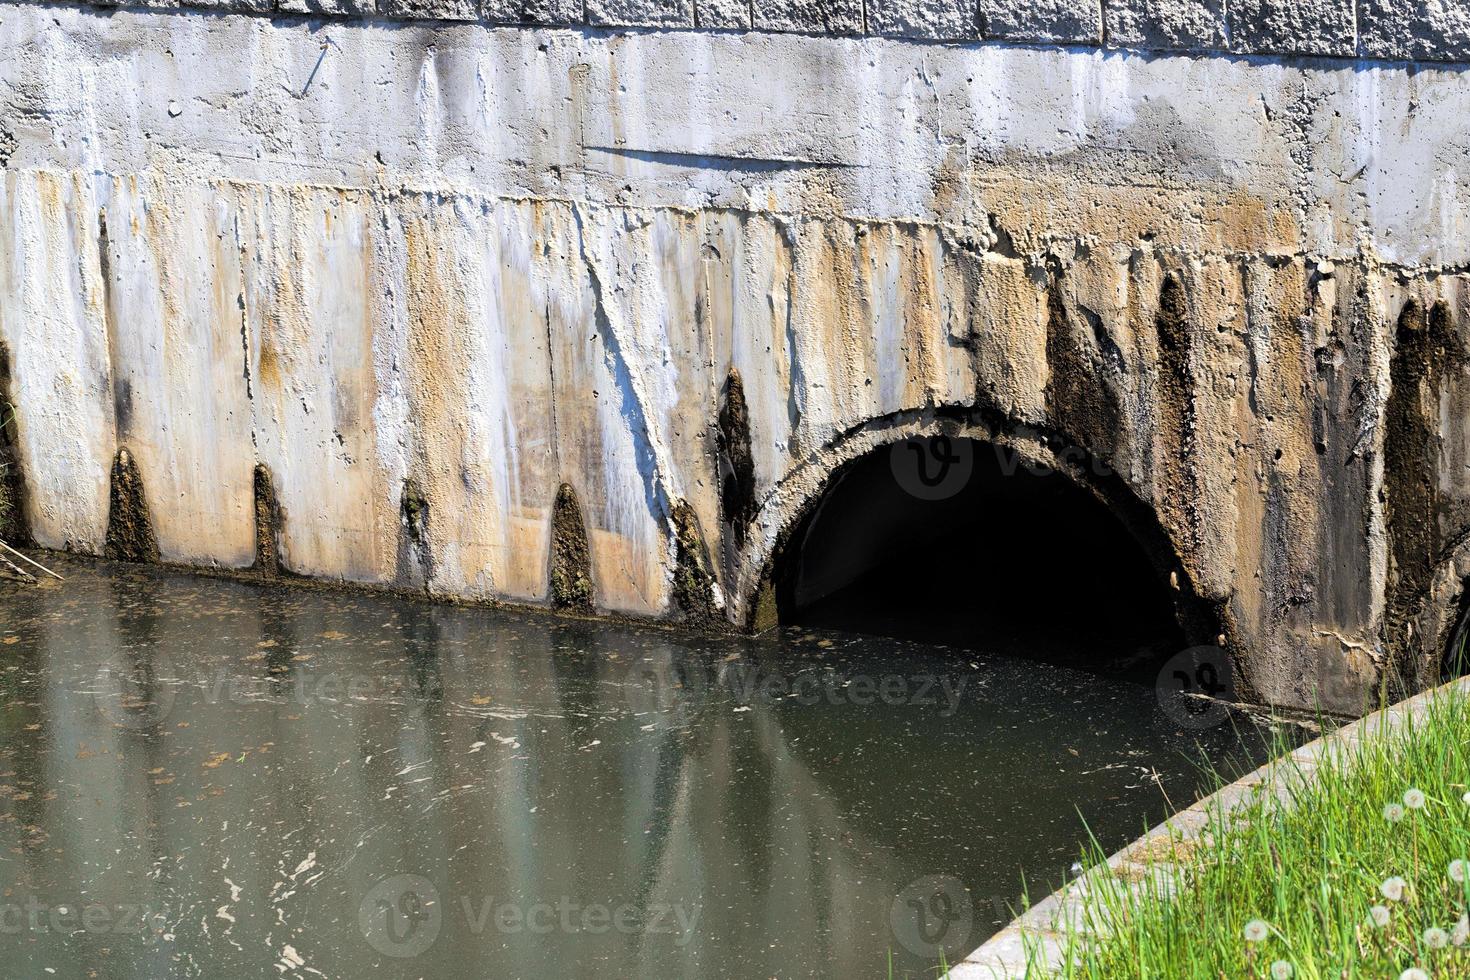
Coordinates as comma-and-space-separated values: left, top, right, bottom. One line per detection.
0, 552, 1297, 979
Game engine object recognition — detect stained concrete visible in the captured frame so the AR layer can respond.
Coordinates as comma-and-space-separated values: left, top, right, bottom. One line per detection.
1, 6, 1470, 711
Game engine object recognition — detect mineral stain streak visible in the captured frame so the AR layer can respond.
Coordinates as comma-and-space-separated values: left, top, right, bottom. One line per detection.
1042, 258, 1122, 461
1384, 299, 1461, 680
105, 447, 159, 564
253, 463, 283, 577
1153, 272, 1199, 552
549, 482, 594, 612
717, 369, 757, 557
398, 478, 435, 589
670, 499, 721, 626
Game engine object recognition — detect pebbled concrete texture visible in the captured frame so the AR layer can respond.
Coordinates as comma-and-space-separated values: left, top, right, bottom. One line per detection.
2, 7, 1470, 711
1104, 0, 1226, 50
587, 0, 693, 26
279, 0, 377, 16
868, 0, 978, 39
979, 0, 1100, 42
752, 0, 864, 33
11, 0, 1470, 61
1360, 0, 1470, 62
381, 0, 480, 18
696, 0, 751, 27
1229, 0, 1356, 56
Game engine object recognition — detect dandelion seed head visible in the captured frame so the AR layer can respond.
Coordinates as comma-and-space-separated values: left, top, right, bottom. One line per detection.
1453, 914, 1469, 948
1385, 802, 1406, 823
1449, 859, 1466, 884
1399, 970, 1429, 980
1404, 788, 1427, 810
1368, 905, 1392, 928
1244, 918, 1270, 943
1381, 876, 1408, 902
1270, 961, 1294, 980
1425, 927, 1450, 949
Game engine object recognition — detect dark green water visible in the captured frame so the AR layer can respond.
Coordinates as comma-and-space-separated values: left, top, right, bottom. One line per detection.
0, 558, 1289, 978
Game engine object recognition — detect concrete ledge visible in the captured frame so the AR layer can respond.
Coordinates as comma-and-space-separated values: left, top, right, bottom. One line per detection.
956, 677, 1470, 978
22, 0, 1470, 64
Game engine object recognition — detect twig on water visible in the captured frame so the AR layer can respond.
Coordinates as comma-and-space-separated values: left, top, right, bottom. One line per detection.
0, 539, 62, 581
0, 549, 35, 583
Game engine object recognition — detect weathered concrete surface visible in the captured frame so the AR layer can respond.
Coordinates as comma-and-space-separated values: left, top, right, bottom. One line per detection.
2, 7, 1470, 711
979, 0, 1100, 43
1360, 0, 1470, 62
1104, 0, 1226, 51
1229, 0, 1357, 56
868, 0, 977, 40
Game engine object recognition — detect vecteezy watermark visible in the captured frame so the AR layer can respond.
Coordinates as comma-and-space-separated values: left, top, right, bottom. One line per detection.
888, 433, 1117, 502
0, 897, 170, 938
91, 660, 451, 731
358, 875, 701, 958
722, 664, 970, 716
360, 875, 442, 959
200, 670, 386, 706
1155, 645, 1235, 729
890, 436, 975, 501
889, 875, 973, 960
623, 658, 971, 718
93, 651, 178, 731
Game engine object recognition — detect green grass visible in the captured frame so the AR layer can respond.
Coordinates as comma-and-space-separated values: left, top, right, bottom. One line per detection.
1039, 686, 1470, 979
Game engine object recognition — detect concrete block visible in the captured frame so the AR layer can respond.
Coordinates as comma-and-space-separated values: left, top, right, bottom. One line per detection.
1229, 0, 1355, 56
279, 0, 377, 15
752, 0, 863, 35
98, 0, 181, 8
179, 0, 275, 12
381, 0, 479, 18
697, 0, 751, 28
1360, 0, 1470, 62
868, 0, 979, 40
587, 0, 694, 26
483, 0, 583, 22
980, 0, 1102, 43
1104, 0, 1226, 50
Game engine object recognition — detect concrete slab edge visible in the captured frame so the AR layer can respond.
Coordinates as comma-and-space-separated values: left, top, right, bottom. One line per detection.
954, 676, 1470, 979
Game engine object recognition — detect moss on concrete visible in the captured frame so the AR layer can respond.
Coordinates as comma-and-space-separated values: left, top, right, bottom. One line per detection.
670, 499, 720, 626
104, 447, 159, 563
549, 482, 593, 612
717, 369, 757, 552
253, 463, 282, 576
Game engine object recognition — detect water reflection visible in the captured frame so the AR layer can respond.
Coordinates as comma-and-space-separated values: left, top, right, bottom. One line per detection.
0, 559, 1292, 978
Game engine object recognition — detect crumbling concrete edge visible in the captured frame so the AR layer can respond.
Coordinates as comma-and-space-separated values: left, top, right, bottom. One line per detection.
955, 675, 1470, 978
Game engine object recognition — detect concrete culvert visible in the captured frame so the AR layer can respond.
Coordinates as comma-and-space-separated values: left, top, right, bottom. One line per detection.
767, 435, 1196, 679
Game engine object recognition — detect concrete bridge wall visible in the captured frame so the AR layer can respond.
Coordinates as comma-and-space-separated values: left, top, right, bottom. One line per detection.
3, 1, 1470, 710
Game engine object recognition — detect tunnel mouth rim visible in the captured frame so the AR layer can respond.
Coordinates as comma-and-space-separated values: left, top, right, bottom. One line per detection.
744, 413, 1225, 668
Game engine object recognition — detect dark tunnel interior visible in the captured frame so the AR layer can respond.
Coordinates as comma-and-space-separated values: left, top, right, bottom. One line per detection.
772, 436, 1188, 680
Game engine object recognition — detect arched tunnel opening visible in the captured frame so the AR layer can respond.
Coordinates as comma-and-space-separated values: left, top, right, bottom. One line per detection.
769, 436, 1193, 680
